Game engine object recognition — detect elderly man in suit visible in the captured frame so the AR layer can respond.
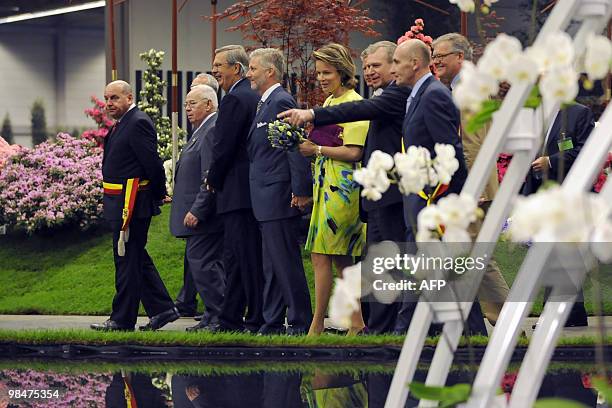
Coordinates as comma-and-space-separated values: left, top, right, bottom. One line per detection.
170, 85, 225, 332
205, 45, 264, 333
91, 80, 179, 332
278, 41, 412, 334
432, 33, 511, 326
522, 103, 594, 327
391, 39, 487, 335
246, 48, 313, 335
174, 73, 221, 319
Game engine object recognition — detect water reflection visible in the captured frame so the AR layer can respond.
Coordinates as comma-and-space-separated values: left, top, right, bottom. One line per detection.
0, 362, 602, 407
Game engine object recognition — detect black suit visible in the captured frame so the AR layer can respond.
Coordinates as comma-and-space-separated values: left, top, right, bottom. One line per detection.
522, 103, 594, 326
399, 75, 485, 335
207, 78, 264, 331
170, 113, 225, 326
247, 85, 313, 333
102, 106, 174, 328
313, 82, 411, 333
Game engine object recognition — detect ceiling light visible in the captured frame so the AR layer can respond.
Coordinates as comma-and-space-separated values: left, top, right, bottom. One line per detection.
0, 1, 105, 25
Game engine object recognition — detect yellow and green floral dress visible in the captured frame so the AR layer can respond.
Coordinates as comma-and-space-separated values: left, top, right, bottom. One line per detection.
305, 89, 369, 256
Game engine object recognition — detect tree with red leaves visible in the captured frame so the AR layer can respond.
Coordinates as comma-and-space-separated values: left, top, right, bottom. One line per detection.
217, 0, 380, 107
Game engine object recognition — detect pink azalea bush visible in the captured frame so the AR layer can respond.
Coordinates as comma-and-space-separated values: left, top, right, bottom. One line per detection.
0, 133, 103, 233
397, 18, 433, 47
0, 136, 22, 170
81, 96, 114, 148
0, 369, 112, 408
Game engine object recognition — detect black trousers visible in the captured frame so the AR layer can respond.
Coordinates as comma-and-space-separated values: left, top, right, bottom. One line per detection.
260, 217, 312, 332
110, 217, 174, 327
365, 202, 410, 334
184, 232, 225, 325
175, 270, 198, 314
218, 209, 265, 331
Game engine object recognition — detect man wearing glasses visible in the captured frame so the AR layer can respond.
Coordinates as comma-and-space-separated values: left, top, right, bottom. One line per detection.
204, 45, 265, 333
170, 85, 225, 332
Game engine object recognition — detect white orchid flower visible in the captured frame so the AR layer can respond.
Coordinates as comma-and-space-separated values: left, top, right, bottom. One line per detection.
584, 34, 612, 81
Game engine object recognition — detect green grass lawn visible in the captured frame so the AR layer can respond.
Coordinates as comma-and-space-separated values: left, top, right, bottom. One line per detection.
0, 205, 609, 315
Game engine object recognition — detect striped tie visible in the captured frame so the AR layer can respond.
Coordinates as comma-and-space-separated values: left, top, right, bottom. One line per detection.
256, 100, 263, 113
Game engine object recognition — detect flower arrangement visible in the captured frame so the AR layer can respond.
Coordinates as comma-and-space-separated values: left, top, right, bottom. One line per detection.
454, 31, 612, 132
397, 18, 432, 48
0, 133, 103, 233
138, 49, 186, 161
449, 0, 498, 13
508, 185, 612, 263
81, 96, 114, 148
353, 146, 459, 202
163, 159, 173, 196
416, 193, 483, 243
267, 120, 306, 151
0, 135, 21, 170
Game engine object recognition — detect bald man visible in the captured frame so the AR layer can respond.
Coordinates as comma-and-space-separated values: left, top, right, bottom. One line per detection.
391, 40, 486, 335
91, 80, 179, 332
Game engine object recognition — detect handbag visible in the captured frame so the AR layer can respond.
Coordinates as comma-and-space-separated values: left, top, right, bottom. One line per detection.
308, 124, 343, 147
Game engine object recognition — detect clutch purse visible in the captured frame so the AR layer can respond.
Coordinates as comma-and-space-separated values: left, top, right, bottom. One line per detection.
308, 124, 343, 147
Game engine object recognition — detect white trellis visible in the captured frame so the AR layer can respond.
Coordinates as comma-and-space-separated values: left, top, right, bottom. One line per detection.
385, 1, 612, 407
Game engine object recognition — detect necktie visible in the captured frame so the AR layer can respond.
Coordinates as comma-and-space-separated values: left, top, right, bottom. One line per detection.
405, 96, 414, 114
256, 100, 263, 113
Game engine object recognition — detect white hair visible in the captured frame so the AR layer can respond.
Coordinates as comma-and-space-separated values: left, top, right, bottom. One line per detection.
190, 84, 218, 110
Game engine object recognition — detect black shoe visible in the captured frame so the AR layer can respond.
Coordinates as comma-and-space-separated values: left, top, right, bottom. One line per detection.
90, 319, 134, 332
193, 314, 206, 321
186, 320, 212, 332
139, 307, 180, 331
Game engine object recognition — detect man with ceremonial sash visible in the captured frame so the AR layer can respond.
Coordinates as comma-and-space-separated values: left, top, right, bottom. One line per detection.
91, 80, 179, 332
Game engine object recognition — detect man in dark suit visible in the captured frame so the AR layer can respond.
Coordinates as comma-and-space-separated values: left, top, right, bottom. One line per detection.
522, 103, 595, 327
205, 45, 265, 332
392, 39, 486, 335
278, 41, 411, 334
170, 85, 225, 332
246, 48, 313, 335
91, 80, 179, 332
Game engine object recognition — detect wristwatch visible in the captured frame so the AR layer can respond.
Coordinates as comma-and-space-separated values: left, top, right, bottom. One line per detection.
316, 145, 323, 157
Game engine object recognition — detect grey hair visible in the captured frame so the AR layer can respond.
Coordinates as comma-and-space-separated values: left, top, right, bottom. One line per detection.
190, 84, 218, 110
362, 41, 397, 64
215, 45, 249, 77
191, 73, 219, 93
433, 33, 473, 61
249, 48, 285, 82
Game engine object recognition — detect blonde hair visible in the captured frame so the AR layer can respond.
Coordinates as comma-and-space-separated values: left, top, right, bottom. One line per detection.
313, 43, 358, 90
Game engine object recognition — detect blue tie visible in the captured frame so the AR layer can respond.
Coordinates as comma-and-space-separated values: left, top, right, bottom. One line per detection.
405, 96, 414, 114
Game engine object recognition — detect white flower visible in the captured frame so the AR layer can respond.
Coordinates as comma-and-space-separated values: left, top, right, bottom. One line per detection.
507, 54, 540, 84
584, 35, 612, 81
361, 187, 382, 201
453, 80, 484, 113
437, 193, 478, 230
368, 150, 394, 171
485, 34, 523, 65
433, 144, 459, 185
416, 228, 438, 243
442, 226, 471, 243
342, 263, 362, 296
418, 205, 443, 231
354, 167, 390, 201
591, 221, 612, 263
540, 65, 579, 105
163, 159, 174, 196
525, 45, 553, 74
483, 0, 498, 5
329, 278, 360, 329
544, 32, 574, 69
449, 0, 475, 12
477, 52, 507, 82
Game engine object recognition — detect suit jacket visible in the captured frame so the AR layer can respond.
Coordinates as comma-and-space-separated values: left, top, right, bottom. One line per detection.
170, 112, 223, 237
102, 107, 166, 221
461, 118, 499, 202
402, 76, 467, 196
247, 86, 312, 222
314, 82, 410, 213
522, 103, 594, 195
206, 78, 260, 214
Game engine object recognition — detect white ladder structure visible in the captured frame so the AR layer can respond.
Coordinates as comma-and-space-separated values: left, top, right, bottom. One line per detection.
385, 1, 612, 407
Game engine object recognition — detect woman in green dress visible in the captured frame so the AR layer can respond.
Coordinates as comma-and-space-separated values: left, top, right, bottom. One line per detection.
298, 43, 369, 336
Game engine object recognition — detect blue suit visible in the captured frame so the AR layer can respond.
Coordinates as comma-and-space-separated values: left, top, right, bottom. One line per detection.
401, 75, 467, 236
247, 85, 313, 333
207, 78, 265, 331
170, 113, 224, 326
399, 75, 485, 336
